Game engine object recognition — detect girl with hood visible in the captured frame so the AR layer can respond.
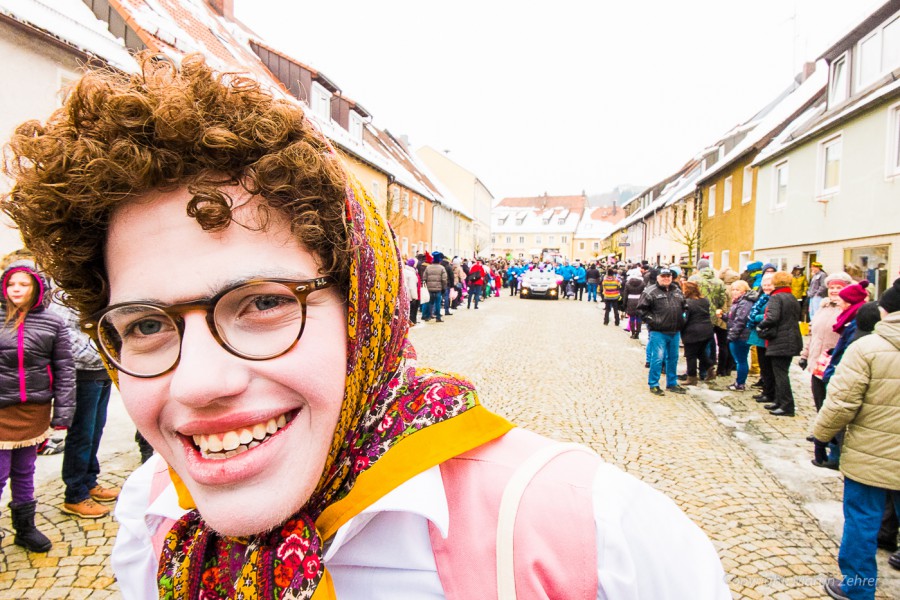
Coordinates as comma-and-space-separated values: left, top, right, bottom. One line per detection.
3, 54, 729, 599
0, 260, 75, 552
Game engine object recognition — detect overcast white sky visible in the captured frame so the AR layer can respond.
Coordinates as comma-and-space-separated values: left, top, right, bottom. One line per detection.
235, 0, 886, 200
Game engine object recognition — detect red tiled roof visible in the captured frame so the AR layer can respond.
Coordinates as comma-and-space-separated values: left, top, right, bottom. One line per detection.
497, 195, 586, 210
590, 206, 625, 222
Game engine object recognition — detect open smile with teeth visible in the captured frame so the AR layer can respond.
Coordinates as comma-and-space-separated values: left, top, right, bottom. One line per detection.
190, 412, 293, 460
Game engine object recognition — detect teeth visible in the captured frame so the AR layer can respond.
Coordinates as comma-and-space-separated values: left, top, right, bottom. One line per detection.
252, 423, 267, 440
207, 434, 223, 453
222, 431, 240, 452
192, 412, 292, 459
238, 428, 253, 445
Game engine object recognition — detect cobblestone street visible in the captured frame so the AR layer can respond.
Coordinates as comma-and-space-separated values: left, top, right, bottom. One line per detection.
0, 292, 897, 599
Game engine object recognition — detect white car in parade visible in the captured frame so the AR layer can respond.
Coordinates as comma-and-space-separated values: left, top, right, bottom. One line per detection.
519, 270, 561, 300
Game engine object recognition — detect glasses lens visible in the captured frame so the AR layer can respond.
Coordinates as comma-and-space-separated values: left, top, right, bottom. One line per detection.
215, 281, 304, 358
98, 305, 181, 376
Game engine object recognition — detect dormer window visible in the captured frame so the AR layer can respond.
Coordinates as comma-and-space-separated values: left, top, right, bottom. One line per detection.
856, 13, 900, 92
557, 218, 565, 225
516, 218, 524, 226
828, 53, 849, 107
542, 218, 550, 225
349, 112, 364, 141
310, 82, 332, 120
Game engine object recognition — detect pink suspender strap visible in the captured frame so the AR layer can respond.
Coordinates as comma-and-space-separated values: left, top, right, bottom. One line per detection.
429, 428, 599, 600
149, 460, 178, 560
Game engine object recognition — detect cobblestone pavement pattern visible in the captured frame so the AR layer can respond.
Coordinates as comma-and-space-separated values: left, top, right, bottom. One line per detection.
0, 293, 897, 599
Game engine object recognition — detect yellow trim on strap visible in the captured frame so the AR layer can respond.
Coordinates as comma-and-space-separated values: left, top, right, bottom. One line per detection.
317, 406, 513, 539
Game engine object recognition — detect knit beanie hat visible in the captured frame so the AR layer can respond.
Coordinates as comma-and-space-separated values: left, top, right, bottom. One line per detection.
406, 258, 416, 267
839, 279, 869, 305
824, 271, 854, 287
697, 258, 710, 270
879, 277, 900, 313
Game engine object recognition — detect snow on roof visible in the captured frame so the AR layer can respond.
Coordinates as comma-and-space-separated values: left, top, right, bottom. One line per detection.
698, 64, 827, 184
613, 167, 702, 231
755, 76, 900, 165
574, 210, 615, 238
0, 0, 138, 71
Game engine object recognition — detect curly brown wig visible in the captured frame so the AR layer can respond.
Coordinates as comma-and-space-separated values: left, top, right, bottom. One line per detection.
2, 53, 350, 318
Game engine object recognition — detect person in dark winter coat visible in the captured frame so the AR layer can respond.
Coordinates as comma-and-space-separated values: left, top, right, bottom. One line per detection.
681, 282, 715, 386
723, 281, 756, 391
757, 271, 802, 416
0, 260, 75, 552
624, 276, 645, 338
637, 268, 687, 395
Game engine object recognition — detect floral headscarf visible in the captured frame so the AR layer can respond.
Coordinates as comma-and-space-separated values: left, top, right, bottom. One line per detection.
157, 175, 512, 599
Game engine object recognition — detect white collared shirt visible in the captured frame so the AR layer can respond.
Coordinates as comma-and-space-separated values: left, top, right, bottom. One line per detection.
112, 455, 730, 599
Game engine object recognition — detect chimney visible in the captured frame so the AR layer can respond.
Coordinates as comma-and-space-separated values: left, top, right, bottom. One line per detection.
800, 61, 816, 83
208, 0, 234, 20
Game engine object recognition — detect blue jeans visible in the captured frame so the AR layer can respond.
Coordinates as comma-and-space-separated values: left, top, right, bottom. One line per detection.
467, 285, 482, 308
586, 283, 598, 301
426, 290, 443, 320
838, 477, 900, 600
647, 331, 680, 388
62, 378, 113, 503
728, 340, 751, 385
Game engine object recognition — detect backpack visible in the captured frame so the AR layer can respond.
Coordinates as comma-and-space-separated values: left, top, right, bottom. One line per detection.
467, 271, 480, 284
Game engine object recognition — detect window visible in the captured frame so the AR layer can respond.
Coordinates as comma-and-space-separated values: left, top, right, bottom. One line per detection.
844, 244, 891, 298
548, 235, 555, 244
391, 188, 400, 213
505, 236, 511, 244
829, 53, 848, 106
371, 181, 380, 202
516, 218, 524, 226
401, 191, 410, 216
558, 218, 565, 225
579, 242, 585, 250
739, 251, 752, 272
561, 235, 568, 243
856, 15, 900, 92
767, 257, 788, 272
535, 235, 542, 244
491, 236, 496, 244
723, 176, 733, 212
542, 218, 550, 225
349, 112, 364, 141
742, 166, 753, 204
773, 161, 789, 208
818, 134, 842, 197
310, 82, 332, 119
401, 237, 408, 256
593, 242, 600, 251
707, 184, 716, 217
888, 101, 900, 178
720, 250, 730, 270
419, 199, 425, 222
519, 236, 525, 244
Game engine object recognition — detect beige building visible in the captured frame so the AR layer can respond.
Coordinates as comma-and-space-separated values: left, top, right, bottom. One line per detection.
491, 194, 586, 261
573, 206, 624, 263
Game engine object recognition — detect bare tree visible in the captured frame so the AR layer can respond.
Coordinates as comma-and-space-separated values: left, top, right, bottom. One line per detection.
666, 201, 717, 270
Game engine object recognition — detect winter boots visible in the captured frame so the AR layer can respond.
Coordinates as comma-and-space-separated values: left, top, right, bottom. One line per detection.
10, 500, 52, 552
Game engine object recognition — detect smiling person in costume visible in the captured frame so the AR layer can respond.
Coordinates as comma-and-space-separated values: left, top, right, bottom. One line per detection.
3, 54, 729, 599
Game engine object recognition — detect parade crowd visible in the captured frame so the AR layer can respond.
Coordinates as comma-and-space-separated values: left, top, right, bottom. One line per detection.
405, 250, 900, 600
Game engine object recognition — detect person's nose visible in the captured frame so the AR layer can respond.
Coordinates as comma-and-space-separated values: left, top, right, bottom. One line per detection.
167, 312, 250, 408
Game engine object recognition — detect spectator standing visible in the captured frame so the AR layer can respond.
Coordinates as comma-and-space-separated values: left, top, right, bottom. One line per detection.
451, 258, 466, 308
466, 259, 485, 309
51, 301, 118, 519
791, 265, 809, 320
816, 278, 900, 600
724, 280, 755, 391
439, 254, 454, 316
808, 261, 828, 319
0, 261, 75, 551
573, 261, 587, 301
747, 273, 775, 404
690, 259, 728, 380
624, 274, 645, 339
637, 268, 687, 396
402, 258, 420, 325
601, 269, 622, 326
422, 255, 446, 322
758, 271, 803, 417
585, 263, 601, 302
681, 282, 715, 386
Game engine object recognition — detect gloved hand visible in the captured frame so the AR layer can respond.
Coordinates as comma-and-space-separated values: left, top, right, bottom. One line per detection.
798, 358, 808, 370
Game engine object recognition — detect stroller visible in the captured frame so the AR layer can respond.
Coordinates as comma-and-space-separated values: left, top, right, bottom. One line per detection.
564, 279, 576, 298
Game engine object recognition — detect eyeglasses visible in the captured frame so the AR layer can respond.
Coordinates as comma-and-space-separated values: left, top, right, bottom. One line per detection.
82, 277, 334, 378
